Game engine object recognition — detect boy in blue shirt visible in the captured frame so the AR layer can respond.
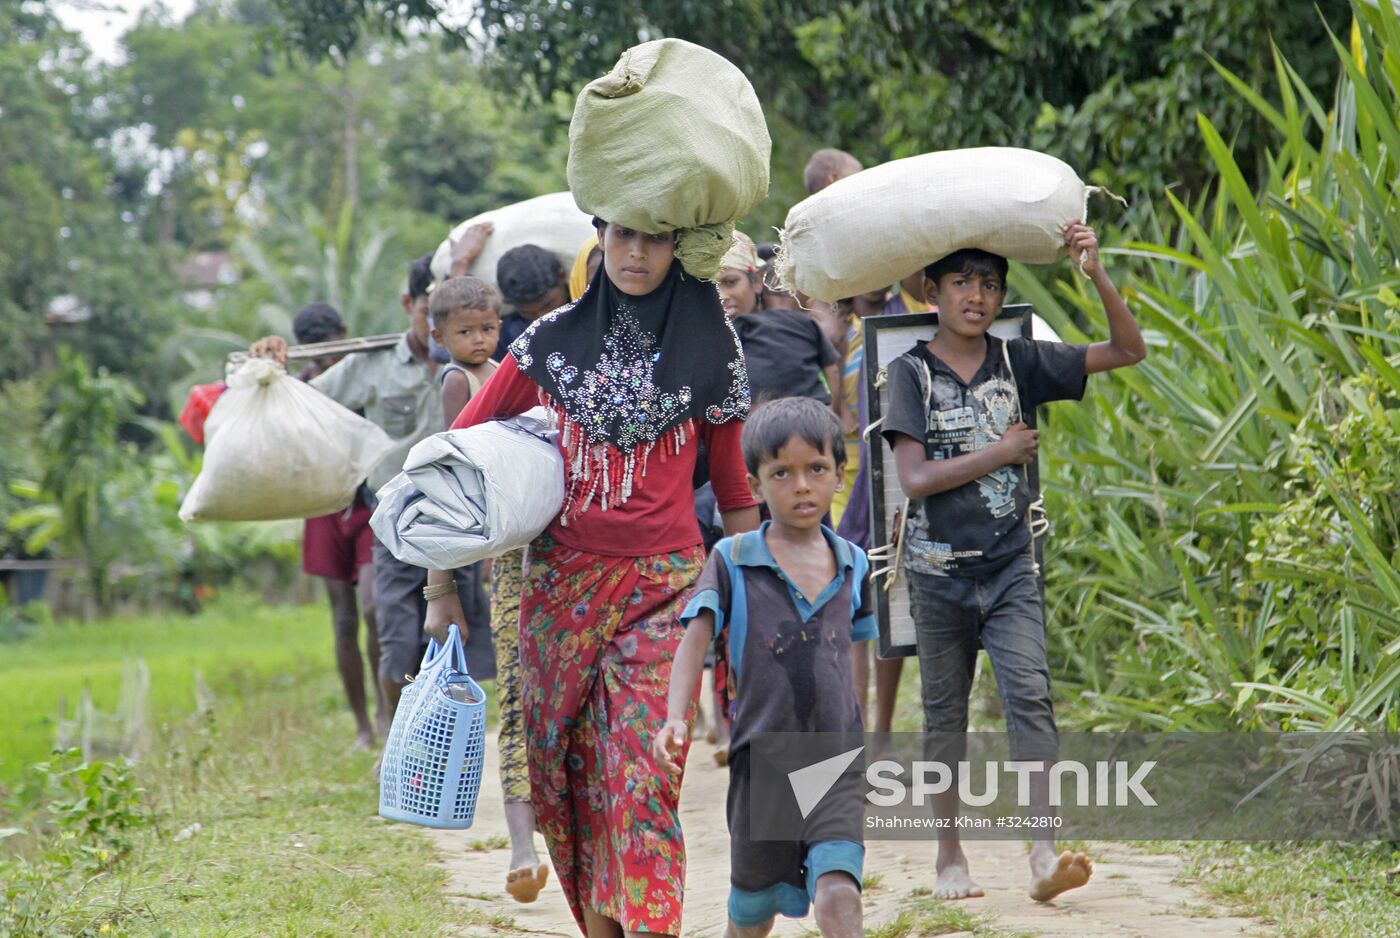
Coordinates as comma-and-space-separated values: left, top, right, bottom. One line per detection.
881, 223, 1146, 903
654, 397, 874, 938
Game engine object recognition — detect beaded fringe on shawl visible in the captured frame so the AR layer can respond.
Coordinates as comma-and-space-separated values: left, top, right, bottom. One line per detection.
540, 388, 694, 525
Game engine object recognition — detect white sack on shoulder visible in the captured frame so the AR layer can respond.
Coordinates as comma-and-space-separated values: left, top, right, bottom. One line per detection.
179, 357, 395, 522
778, 147, 1107, 303
370, 408, 564, 570
428, 192, 595, 304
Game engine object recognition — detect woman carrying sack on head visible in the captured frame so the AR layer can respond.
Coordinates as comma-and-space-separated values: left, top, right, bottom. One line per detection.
423, 39, 768, 937
425, 221, 757, 935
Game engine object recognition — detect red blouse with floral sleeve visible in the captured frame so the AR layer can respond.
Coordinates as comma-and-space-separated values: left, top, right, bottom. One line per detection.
452, 353, 755, 557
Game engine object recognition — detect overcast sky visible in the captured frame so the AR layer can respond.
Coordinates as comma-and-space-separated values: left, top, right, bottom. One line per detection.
52, 0, 199, 63
50, 0, 474, 63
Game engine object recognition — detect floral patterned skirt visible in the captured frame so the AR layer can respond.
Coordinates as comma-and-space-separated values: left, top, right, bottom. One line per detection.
520, 533, 703, 935
489, 548, 529, 803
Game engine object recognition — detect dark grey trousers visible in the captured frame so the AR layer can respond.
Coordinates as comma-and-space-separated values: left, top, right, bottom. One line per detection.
371, 537, 495, 683
908, 552, 1057, 763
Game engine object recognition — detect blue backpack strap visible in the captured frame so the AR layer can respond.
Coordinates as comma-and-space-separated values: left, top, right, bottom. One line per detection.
850, 543, 870, 620
720, 533, 750, 681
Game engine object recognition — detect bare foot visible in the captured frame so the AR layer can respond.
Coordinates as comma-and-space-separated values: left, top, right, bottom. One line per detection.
505, 863, 549, 903
1029, 849, 1093, 902
353, 729, 374, 751
713, 744, 729, 768
933, 852, 985, 900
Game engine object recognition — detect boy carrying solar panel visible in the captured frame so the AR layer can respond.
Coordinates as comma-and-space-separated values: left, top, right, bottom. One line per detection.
881, 223, 1145, 902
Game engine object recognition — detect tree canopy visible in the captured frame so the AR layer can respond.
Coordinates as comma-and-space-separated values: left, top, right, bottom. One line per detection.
268, 0, 1350, 200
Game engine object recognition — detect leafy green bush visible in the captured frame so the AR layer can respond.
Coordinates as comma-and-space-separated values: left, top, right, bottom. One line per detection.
0, 750, 150, 938
0, 379, 44, 562
1028, 3, 1400, 733
0, 585, 47, 646
1, 605, 473, 936
5, 350, 300, 614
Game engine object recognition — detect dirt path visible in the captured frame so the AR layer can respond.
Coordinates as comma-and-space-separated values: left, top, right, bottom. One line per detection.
428, 739, 1267, 937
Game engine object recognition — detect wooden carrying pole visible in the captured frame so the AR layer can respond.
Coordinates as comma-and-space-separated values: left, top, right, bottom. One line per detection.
284, 333, 401, 360
227, 333, 401, 366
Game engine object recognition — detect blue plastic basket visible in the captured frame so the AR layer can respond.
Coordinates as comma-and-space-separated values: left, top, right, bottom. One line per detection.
378, 624, 487, 829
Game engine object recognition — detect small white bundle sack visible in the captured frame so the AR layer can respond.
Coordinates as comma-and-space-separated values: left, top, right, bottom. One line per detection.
428, 192, 595, 303
370, 408, 564, 570
179, 358, 395, 522
778, 147, 1105, 303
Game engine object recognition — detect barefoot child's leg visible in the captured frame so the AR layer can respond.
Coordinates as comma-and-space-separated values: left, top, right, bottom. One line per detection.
811, 873, 862, 938
323, 577, 376, 748
932, 798, 985, 900
873, 655, 904, 734
725, 918, 775, 938
976, 553, 1092, 901
807, 844, 864, 938
491, 548, 548, 903
1028, 843, 1093, 902
357, 563, 388, 735
909, 572, 984, 899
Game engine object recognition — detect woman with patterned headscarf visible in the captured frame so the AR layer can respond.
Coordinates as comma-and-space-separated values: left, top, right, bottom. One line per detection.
425, 217, 758, 936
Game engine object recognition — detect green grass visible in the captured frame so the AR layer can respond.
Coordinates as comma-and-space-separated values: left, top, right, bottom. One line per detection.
0, 593, 335, 781
1177, 841, 1400, 938
882, 631, 1399, 937
2, 626, 480, 936
124, 679, 467, 935
867, 899, 1032, 938
468, 835, 509, 852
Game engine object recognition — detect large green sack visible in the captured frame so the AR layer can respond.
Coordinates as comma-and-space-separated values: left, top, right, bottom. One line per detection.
567, 38, 770, 280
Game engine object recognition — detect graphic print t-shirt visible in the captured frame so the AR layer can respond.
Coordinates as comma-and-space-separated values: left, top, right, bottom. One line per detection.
881, 336, 1087, 577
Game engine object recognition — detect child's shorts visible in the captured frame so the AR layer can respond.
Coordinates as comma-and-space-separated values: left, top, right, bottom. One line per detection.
727, 840, 864, 927
726, 746, 865, 927
302, 501, 375, 582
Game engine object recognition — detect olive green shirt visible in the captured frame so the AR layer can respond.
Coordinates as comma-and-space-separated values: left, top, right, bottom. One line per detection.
311, 333, 442, 492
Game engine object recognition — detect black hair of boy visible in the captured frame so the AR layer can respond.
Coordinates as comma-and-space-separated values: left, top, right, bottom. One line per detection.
741, 397, 847, 477
407, 252, 435, 300
292, 301, 345, 345
923, 248, 1009, 286
496, 245, 564, 307
428, 276, 499, 324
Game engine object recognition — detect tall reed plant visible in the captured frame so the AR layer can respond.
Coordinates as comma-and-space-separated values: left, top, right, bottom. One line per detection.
1021, 1, 1400, 733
